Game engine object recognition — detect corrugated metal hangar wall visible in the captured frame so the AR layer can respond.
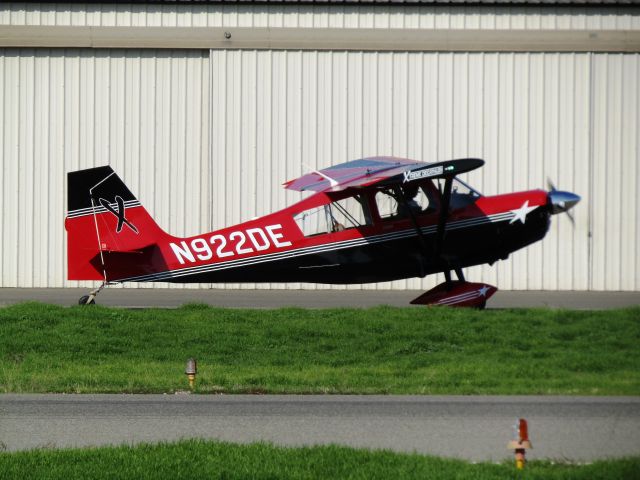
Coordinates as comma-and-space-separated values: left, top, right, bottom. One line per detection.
1, 2, 639, 291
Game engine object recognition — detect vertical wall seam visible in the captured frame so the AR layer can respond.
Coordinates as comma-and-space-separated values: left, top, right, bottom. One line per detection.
222, 49, 229, 227
637, 54, 640, 290
405, 51, 409, 160
540, 52, 546, 288
208, 48, 214, 232
618, 54, 624, 290
0, 52, 5, 284
480, 52, 485, 197
449, 52, 454, 160
359, 50, 364, 156
375, 51, 379, 153
31, 51, 37, 286
495, 52, 500, 286
137, 51, 142, 233
587, 52, 594, 291
465, 52, 469, 157
46, 51, 52, 285
257, 49, 262, 223
238, 50, 244, 228
570, 53, 576, 290
152, 53, 158, 227
435, 52, 439, 160
123, 50, 128, 189
15, 50, 21, 286
510, 52, 516, 288
554, 53, 562, 290
106, 53, 111, 166
178, 52, 188, 239
344, 51, 353, 159
603, 55, 609, 290
168, 54, 173, 234
208, 48, 215, 288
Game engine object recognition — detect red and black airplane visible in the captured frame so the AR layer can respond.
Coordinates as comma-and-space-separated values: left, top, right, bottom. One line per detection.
66, 157, 579, 307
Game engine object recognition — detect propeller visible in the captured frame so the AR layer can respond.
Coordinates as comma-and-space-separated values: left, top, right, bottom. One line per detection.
546, 178, 580, 225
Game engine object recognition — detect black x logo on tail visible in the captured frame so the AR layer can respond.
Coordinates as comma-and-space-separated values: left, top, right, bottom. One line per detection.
98, 196, 139, 234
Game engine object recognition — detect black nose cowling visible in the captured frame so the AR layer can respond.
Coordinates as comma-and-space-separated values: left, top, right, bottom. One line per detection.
548, 190, 581, 215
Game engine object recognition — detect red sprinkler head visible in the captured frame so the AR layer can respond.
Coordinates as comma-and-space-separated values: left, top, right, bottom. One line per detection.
508, 418, 532, 469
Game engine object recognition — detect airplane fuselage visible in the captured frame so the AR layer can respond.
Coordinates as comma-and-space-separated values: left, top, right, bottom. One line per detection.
88, 187, 551, 285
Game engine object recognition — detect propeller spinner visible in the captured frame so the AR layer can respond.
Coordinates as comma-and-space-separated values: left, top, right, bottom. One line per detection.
547, 179, 581, 223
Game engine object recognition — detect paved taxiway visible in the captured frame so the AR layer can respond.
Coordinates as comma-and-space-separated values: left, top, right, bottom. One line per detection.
1, 288, 639, 309
1, 395, 639, 461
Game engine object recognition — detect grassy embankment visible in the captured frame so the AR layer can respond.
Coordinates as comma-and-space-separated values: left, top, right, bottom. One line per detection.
0, 302, 639, 394
1, 440, 639, 480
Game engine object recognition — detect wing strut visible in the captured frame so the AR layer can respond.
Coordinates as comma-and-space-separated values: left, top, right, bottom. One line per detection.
435, 177, 453, 257
398, 177, 456, 279
397, 186, 429, 258
436, 180, 470, 287
394, 158, 484, 286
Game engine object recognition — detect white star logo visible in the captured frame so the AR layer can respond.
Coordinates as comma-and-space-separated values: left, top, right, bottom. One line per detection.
478, 285, 490, 297
509, 201, 538, 225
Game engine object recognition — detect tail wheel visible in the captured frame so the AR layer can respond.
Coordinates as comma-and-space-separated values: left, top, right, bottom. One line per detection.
78, 295, 96, 306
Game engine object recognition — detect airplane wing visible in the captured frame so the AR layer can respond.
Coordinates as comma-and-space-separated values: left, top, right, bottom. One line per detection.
285, 156, 485, 270
283, 156, 484, 193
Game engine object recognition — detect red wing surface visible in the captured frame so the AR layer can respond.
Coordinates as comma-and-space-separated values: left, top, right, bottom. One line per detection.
283, 156, 484, 193
283, 157, 422, 192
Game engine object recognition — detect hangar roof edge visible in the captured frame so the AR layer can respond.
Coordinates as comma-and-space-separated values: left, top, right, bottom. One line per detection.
36, 0, 640, 6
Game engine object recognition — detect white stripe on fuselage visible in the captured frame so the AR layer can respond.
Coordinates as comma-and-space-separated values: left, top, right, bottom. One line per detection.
117, 207, 539, 283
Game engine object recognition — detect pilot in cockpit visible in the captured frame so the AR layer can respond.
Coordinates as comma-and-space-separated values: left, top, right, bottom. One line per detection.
398, 184, 424, 217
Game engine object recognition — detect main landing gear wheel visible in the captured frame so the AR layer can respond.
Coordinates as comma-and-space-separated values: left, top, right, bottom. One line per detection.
78, 295, 96, 305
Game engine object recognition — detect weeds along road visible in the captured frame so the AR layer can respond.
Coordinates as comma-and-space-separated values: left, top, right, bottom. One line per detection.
1, 395, 639, 461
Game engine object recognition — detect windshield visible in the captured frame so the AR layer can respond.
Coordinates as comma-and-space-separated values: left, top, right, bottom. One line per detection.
434, 178, 482, 210
452, 178, 482, 197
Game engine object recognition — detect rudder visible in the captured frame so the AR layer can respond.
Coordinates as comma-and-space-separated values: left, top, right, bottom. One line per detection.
66, 166, 169, 281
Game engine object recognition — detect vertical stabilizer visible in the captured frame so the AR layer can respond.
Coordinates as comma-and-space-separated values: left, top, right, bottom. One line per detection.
65, 166, 169, 281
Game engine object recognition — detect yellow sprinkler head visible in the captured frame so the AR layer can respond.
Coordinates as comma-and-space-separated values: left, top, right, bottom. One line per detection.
185, 358, 197, 389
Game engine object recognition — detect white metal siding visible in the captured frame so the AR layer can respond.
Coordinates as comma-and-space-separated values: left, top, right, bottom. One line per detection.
1, 48, 210, 288
591, 54, 640, 291
2, 3, 639, 30
1, 1, 638, 292
208, 50, 638, 292
2, 48, 638, 291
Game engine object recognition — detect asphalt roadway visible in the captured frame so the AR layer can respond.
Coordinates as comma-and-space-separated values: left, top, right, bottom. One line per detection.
1, 395, 639, 461
1, 287, 639, 309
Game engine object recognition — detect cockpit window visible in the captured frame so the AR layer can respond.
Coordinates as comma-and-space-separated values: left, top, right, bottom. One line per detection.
375, 190, 400, 220
293, 195, 372, 237
444, 178, 482, 210
452, 178, 482, 197
375, 184, 438, 221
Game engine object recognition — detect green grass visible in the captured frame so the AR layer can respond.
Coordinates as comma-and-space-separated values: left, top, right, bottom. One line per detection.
0, 302, 639, 394
1, 440, 639, 480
